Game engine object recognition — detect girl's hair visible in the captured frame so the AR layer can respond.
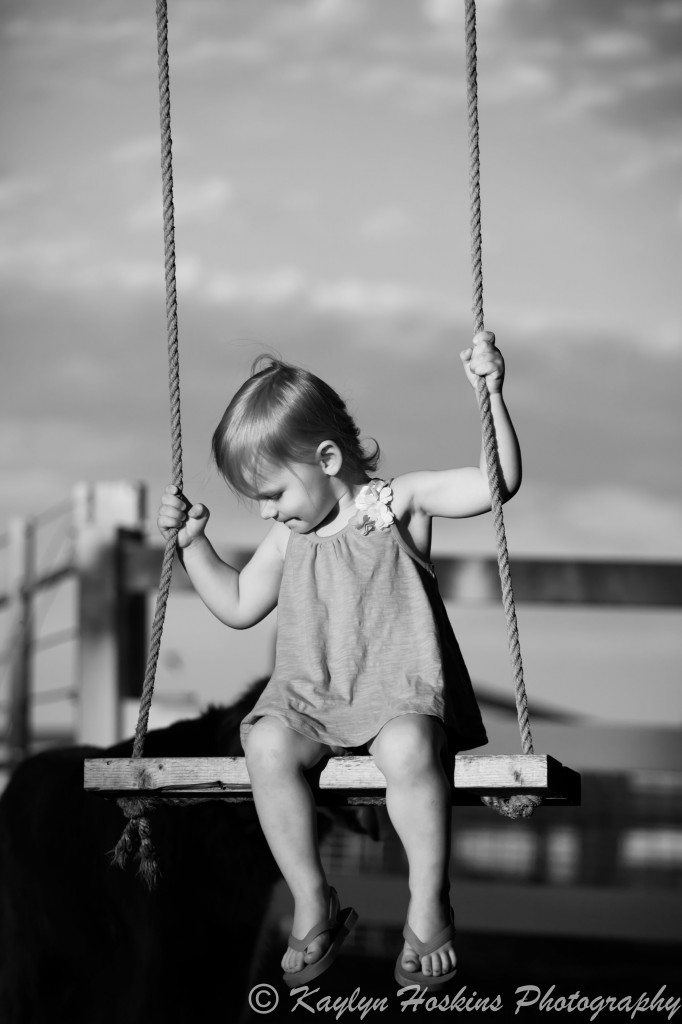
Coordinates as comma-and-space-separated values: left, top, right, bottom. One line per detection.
212, 356, 380, 497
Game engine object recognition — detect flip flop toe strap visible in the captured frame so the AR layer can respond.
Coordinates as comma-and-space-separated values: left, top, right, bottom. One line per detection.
403, 909, 456, 958
288, 888, 340, 953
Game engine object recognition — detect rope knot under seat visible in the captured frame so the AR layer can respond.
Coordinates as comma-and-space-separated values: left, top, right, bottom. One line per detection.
112, 797, 161, 890
481, 794, 542, 819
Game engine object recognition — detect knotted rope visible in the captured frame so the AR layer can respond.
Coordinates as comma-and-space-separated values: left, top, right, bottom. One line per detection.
113, 0, 184, 885
464, 0, 540, 819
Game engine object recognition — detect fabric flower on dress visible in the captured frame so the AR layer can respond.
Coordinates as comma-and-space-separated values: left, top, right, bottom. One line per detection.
352, 479, 395, 535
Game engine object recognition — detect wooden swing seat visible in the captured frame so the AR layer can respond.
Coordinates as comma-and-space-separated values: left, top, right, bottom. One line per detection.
84, 753, 580, 806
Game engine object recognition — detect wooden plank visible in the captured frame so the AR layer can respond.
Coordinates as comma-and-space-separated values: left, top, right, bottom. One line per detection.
0, 563, 72, 611
84, 754, 580, 805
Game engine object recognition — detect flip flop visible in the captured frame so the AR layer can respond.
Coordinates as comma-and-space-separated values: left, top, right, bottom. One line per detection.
394, 908, 457, 991
283, 887, 358, 988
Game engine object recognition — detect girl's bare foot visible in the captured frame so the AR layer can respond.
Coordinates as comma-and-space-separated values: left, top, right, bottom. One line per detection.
399, 896, 456, 978
281, 887, 333, 974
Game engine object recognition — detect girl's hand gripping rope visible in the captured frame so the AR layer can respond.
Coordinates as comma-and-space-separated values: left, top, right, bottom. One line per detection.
158, 484, 210, 549
460, 330, 505, 394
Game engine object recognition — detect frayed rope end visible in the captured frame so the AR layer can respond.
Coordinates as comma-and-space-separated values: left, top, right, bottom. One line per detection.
111, 818, 135, 870
481, 793, 542, 819
110, 801, 161, 890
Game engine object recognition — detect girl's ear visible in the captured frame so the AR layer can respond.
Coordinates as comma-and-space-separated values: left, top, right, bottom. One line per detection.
316, 440, 343, 477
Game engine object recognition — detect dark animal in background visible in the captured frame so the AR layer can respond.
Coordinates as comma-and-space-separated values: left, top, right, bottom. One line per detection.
0, 679, 370, 1024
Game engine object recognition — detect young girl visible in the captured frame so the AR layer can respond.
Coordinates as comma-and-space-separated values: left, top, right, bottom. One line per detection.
157, 331, 521, 991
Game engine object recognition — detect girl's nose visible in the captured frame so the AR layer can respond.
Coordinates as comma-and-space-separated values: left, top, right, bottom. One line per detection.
259, 499, 275, 520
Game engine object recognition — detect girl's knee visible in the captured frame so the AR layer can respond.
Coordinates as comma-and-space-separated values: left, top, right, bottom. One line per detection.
245, 717, 292, 770
244, 717, 320, 776
371, 715, 445, 780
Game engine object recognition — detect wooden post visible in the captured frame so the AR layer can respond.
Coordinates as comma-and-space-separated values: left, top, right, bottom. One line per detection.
74, 482, 146, 746
116, 528, 149, 704
578, 774, 624, 885
6, 518, 36, 768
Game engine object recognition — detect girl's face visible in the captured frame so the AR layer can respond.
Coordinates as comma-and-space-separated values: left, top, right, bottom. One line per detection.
252, 460, 340, 534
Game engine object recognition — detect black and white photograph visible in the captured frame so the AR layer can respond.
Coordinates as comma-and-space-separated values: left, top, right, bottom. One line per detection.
0, 2, 680, 1022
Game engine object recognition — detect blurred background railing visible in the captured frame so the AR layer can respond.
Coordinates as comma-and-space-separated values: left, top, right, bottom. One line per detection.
1, 480, 680, 955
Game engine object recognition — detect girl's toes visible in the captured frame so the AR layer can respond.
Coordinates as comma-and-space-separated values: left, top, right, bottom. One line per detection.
439, 950, 451, 974
421, 954, 435, 976
434, 948, 456, 976
282, 948, 304, 973
401, 942, 455, 979
292, 951, 305, 973
401, 943, 420, 973
304, 933, 329, 965
282, 926, 331, 974
428, 954, 442, 976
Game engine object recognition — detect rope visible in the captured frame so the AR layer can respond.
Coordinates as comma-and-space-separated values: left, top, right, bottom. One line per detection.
112, 0, 184, 886
464, 0, 540, 820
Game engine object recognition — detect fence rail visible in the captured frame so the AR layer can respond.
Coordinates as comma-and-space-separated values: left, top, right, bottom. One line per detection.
118, 535, 682, 607
1, 482, 681, 762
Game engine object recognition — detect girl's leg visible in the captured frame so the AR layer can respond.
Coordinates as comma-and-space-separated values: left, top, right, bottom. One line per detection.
244, 716, 332, 973
369, 715, 455, 979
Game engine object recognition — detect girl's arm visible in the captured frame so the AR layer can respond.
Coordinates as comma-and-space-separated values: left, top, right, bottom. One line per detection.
157, 485, 285, 629
396, 332, 522, 521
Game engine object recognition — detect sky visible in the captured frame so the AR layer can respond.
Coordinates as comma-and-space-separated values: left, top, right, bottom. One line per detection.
1, 0, 681, 737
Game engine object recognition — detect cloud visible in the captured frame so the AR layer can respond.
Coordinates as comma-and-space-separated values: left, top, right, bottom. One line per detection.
493, 1, 682, 126
188, 266, 680, 360
3, 225, 676, 365
0, 235, 94, 289
128, 176, 234, 230
360, 207, 414, 241
110, 138, 161, 166
313, 279, 435, 320
0, 414, 150, 528
4, 13, 145, 49
170, 37, 275, 72
0, 467, 72, 533
582, 28, 652, 60
353, 61, 463, 113
604, 133, 682, 185
249, 0, 682, 153
419, 0, 682, 187
2, 264, 680, 564
0, 237, 163, 295
0, 175, 49, 208
561, 486, 682, 557
268, 48, 465, 116
138, 0, 368, 79
200, 269, 453, 330
2, 0, 679, 563
424, 0, 507, 31
302, 0, 366, 30
203, 267, 307, 307
497, 483, 682, 558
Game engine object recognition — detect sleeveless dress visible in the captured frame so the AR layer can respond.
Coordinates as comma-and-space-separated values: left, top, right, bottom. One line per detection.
240, 479, 487, 754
